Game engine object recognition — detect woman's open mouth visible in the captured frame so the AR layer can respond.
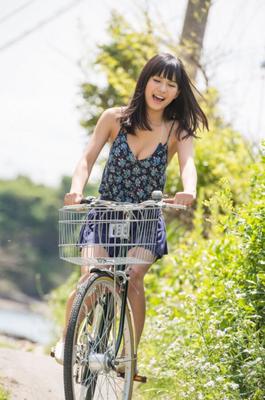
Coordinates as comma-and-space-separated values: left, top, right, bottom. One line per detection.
152, 94, 165, 103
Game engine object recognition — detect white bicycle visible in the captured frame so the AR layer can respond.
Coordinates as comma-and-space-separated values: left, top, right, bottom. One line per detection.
58, 191, 186, 400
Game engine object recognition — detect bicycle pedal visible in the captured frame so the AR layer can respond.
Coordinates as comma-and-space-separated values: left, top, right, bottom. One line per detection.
133, 374, 147, 383
117, 371, 147, 384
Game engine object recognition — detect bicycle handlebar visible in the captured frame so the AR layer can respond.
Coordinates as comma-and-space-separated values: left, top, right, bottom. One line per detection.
80, 198, 187, 210
62, 191, 188, 211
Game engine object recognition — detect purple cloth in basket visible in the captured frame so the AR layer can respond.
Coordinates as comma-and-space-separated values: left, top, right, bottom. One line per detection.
79, 208, 168, 260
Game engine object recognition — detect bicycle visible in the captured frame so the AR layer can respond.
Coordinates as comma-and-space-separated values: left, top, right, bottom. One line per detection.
58, 191, 186, 400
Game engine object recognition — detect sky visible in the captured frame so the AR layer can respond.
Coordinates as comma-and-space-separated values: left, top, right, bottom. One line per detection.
0, 0, 265, 187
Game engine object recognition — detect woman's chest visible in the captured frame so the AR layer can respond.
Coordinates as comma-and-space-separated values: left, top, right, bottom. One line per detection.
126, 131, 164, 161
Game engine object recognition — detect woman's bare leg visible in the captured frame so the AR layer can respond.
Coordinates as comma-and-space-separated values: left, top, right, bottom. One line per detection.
126, 248, 155, 349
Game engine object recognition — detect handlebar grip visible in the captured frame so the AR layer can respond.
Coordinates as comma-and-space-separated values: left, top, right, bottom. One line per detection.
151, 190, 163, 201
162, 202, 188, 210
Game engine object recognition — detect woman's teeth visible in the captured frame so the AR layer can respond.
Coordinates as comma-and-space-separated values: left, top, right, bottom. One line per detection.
152, 95, 165, 102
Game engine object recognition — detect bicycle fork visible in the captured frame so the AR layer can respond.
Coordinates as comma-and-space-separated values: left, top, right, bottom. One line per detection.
114, 268, 129, 358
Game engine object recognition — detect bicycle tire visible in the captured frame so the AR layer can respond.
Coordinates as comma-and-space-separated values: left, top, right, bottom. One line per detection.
64, 272, 135, 400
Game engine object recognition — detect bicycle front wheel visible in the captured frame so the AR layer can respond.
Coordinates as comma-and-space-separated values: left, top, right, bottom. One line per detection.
64, 273, 135, 400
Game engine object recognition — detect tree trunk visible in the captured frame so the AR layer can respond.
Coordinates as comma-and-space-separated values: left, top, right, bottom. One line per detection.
180, 0, 211, 82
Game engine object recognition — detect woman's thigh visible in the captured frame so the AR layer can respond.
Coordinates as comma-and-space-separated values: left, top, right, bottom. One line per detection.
80, 244, 155, 282
80, 245, 109, 276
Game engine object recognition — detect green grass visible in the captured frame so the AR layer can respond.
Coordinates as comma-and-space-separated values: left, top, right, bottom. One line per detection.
0, 340, 17, 350
0, 385, 10, 400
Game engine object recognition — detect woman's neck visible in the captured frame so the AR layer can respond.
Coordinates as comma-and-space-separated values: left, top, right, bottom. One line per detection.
146, 109, 164, 127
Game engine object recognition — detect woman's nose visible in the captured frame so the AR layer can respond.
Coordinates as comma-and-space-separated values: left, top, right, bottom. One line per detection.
159, 82, 167, 92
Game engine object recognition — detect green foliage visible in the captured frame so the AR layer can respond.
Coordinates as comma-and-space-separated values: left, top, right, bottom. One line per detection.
80, 11, 160, 132
138, 145, 265, 399
0, 385, 9, 400
0, 174, 100, 299
0, 176, 79, 298
166, 88, 254, 207
0, 176, 59, 297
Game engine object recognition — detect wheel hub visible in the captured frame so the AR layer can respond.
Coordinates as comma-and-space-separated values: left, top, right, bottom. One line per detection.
88, 352, 113, 372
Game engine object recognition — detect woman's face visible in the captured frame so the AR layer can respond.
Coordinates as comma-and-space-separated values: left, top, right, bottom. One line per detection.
144, 74, 179, 112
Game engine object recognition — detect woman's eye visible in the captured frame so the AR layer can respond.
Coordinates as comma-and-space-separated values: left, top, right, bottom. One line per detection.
153, 78, 160, 82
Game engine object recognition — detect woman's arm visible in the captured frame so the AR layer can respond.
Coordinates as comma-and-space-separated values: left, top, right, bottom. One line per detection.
165, 134, 197, 206
64, 108, 115, 205
177, 135, 197, 195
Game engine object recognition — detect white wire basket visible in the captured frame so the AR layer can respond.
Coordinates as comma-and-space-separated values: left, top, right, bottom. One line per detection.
59, 200, 162, 266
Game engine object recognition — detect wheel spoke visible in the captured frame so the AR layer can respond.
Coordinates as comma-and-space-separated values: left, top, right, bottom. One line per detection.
64, 274, 134, 400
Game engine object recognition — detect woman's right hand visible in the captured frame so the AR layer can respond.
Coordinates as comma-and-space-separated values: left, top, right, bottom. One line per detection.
64, 192, 84, 205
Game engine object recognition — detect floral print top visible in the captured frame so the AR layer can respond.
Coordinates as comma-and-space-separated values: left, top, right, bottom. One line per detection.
99, 124, 174, 203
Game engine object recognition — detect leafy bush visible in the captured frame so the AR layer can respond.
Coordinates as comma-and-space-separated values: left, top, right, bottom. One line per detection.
166, 88, 254, 208
137, 145, 265, 399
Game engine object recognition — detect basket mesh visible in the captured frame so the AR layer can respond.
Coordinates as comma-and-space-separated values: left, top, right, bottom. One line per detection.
59, 204, 161, 266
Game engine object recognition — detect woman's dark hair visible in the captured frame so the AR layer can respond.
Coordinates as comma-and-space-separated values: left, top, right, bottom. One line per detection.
120, 53, 208, 139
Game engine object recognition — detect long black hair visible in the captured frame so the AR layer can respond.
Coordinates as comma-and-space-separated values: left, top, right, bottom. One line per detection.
120, 53, 208, 139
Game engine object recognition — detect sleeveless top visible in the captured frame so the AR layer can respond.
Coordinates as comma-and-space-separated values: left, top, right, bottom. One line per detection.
98, 121, 175, 203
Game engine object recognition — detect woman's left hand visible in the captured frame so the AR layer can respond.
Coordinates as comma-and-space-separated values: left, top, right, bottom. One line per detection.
163, 191, 196, 207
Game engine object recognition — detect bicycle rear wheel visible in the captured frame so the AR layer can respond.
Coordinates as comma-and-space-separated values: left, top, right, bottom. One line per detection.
64, 273, 135, 400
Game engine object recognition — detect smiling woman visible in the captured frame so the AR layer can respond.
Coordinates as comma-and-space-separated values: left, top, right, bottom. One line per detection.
54, 53, 208, 382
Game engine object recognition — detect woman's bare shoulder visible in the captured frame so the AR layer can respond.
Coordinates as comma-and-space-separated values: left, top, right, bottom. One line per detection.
168, 120, 180, 143
104, 107, 125, 141
104, 106, 125, 118
171, 120, 190, 142
167, 120, 184, 161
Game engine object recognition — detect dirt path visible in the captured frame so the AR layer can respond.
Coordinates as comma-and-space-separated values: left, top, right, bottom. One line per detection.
0, 347, 64, 400
0, 336, 142, 399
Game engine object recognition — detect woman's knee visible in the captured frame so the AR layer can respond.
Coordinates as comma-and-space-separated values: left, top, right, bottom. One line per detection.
127, 265, 149, 284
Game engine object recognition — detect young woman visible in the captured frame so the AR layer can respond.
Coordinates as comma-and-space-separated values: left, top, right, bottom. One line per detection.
54, 52, 208, 373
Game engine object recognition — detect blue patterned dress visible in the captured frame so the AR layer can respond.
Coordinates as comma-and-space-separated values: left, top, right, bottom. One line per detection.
80, 122, 175, 260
